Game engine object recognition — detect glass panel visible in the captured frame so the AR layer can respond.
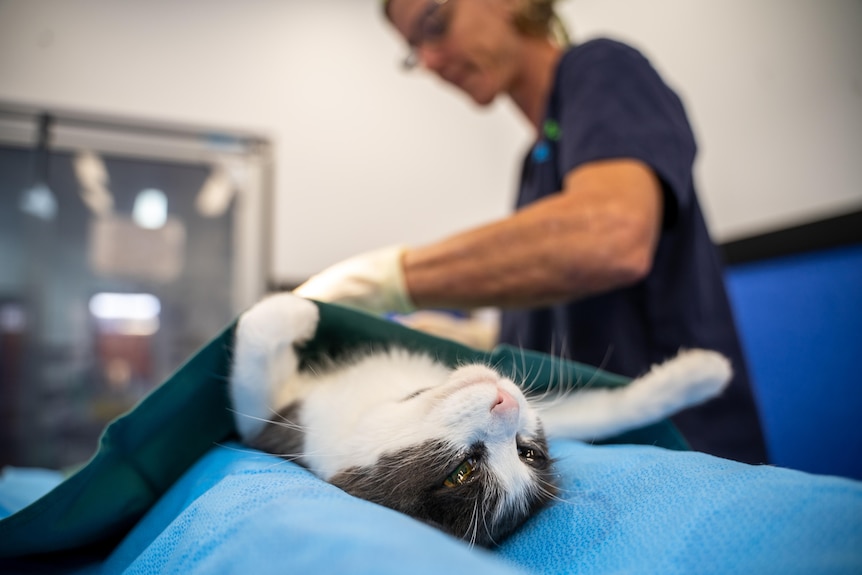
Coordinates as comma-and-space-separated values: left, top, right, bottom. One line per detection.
0, 145, 240, 469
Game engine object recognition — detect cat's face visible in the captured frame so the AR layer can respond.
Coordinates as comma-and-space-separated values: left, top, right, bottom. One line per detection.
324, 362, 557, 546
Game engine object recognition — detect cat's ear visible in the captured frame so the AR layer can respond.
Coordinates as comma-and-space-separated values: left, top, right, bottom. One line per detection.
538, 349, 731, 441
229, 294, 320, 440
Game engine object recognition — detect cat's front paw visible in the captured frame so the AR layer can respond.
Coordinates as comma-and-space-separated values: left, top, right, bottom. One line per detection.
237, 292, 320, 349
647, 348, 732, 406
231, 293, 319, 440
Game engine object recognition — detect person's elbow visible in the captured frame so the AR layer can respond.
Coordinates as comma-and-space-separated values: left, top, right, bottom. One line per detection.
554, 222, 657, 297
599, 213, 659, 288
617, 238, 655, 284
605, 182, 663, 286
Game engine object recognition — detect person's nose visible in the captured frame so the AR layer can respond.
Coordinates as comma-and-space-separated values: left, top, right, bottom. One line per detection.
418, 44, 446, 73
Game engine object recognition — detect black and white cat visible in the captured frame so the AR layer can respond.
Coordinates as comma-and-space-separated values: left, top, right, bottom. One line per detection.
229, 293, 730, 547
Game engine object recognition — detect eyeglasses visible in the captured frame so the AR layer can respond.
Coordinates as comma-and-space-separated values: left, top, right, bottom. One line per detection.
402, 0, 453, 70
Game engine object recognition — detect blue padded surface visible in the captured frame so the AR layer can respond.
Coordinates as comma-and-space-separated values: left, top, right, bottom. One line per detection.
91, 441, 862, 575
101, 443, 524, 575
726, 244, 862, 479
0, 467, 64, 520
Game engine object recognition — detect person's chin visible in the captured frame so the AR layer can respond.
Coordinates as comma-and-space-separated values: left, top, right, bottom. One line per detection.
468, 91, 496, 106
445, 73, 497, 106
462, 82, 497, 107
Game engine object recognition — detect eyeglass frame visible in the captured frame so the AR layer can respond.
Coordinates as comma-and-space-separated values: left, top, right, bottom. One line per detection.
401, 0, 454, 70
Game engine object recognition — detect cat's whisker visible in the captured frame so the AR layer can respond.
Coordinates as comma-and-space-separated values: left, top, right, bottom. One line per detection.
487, 355, 515, 387
266, 406, 309, 432
532, 473, 575, 504
223, 438, 352, 465
466, 497, 480, 548
229, 408, 308, 434
228, 408, 294, 429
213, 442, 315, 470
544, 485, 581, 503
548, 353, 576, 400
537, 488, 575, 507
264, 418, 307, 433
480, 491, 499, 547
263, 456, 305, 470
519, 364, 544, 397
528, 375, 570, 410
519, 346, 529, 391
282, 446, 361, 461
555, 347, 568, 398
542, 487, 580, 506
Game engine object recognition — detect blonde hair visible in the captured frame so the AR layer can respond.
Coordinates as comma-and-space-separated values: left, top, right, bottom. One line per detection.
381, 0, 571, 46
513, 0, 571, 46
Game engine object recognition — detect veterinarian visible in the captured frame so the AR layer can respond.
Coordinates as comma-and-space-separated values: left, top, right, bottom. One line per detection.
296, 0, 767, 465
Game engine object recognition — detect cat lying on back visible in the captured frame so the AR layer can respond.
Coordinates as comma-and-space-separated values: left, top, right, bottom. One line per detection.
229, 293, 730, 547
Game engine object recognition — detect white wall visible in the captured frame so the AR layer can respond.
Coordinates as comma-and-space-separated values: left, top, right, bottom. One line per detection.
563, 0, 862, 241
1, 0, 860, 284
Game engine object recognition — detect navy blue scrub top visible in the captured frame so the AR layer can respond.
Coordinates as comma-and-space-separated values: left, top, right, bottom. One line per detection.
498, 39, 767, 464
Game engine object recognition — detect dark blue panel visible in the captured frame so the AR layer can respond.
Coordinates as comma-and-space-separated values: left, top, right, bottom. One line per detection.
726, 244, 862, 479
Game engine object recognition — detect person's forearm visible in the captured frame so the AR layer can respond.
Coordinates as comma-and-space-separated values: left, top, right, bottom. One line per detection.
403, 159, 663, 310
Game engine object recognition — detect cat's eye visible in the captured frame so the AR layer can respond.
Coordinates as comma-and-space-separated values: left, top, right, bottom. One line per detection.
401, 387, 431, 402
443, 457, 477, 488
518, 445, 547, 467
518, 446, 537, 461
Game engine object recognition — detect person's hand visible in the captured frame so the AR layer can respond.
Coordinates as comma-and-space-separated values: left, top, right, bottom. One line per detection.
293, 245, 415, 315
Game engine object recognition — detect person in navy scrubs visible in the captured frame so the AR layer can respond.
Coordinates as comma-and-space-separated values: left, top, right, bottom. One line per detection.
297, 0, 767, 464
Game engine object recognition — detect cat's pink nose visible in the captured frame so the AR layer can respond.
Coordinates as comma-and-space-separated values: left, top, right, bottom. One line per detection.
492, 388, 519, 415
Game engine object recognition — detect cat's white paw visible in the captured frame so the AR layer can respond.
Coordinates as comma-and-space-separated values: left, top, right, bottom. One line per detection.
231, 293, 319, 441
634, 348, 732, 408
237, 292, 319, 349
538, 349, 732, 441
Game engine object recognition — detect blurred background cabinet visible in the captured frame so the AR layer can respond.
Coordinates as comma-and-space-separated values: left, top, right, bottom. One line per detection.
0, 103, 271, 469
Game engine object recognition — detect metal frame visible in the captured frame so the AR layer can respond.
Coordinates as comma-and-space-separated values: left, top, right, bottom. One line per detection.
0, 100, 273, 313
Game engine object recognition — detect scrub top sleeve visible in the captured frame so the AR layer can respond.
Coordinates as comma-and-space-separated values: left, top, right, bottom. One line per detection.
556, 40, 698, 228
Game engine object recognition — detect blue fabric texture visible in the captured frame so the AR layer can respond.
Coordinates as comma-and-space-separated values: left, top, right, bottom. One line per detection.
79, 441, 861, 575
500, 442, 862, 574
101, 443, 526, 575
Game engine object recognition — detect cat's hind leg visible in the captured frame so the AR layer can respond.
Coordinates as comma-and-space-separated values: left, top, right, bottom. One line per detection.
538, 349, 732, 441
229, 293, 319, 440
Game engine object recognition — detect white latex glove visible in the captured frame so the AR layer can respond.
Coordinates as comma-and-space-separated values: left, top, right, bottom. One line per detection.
293, 245, 415, 315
